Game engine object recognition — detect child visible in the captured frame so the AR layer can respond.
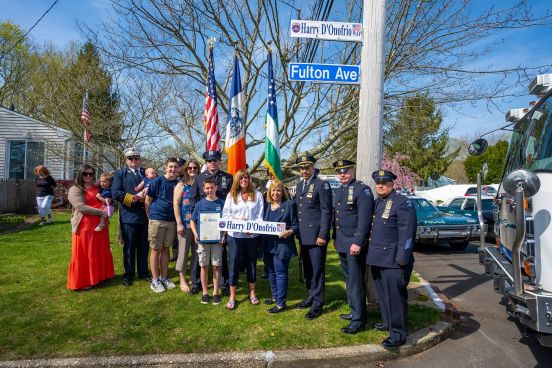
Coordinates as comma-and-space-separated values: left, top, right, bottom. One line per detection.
135, 168, 157, 198
95, 173, 114, 232
190, 178, 225, 305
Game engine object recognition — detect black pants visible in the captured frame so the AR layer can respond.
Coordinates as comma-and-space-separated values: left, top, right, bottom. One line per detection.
339, 250, 367, 329
228, 236, 257, 286
120, 222, 149, 280
301, 244, 326, 313
371, 264, 412, 343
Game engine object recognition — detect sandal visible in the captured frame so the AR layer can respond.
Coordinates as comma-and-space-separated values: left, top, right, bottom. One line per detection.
249, 296, 260, 305
180, 283, 190, 293
226, 300, 236, 310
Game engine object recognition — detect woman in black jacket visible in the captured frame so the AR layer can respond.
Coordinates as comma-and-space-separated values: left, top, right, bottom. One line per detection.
34, 165, 57, 225
262, 179, 298, 313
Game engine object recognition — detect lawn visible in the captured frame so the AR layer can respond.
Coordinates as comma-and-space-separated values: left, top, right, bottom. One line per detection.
0, 211, 441, 360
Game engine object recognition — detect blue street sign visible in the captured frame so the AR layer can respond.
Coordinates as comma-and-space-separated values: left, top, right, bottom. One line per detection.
288, 62, 360, 84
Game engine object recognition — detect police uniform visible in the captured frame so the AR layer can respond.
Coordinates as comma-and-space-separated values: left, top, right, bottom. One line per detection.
189, 150, 233, 293
367, 170, 417, 348
294, 155, 333, 318
333, 160, 374, 333
111, 147, 150, 285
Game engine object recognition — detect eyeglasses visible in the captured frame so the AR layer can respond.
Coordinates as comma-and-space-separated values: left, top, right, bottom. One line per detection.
188, 167, 198, 171
82, 172, 94, 177
127, 156, 141, 161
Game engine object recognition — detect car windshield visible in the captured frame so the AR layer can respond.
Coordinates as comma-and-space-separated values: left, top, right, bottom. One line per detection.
412, 198, 439, 213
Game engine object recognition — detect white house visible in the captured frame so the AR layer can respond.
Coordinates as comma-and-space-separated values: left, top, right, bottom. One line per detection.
0, 106, 81, 180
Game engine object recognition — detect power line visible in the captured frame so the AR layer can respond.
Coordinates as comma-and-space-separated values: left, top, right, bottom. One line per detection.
0, 0, 60, 59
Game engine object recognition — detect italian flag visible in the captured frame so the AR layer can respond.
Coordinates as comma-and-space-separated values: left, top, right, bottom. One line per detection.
264, 51, 283, 179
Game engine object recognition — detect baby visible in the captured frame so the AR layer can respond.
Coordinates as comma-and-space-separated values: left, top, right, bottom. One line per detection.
95, 173, 114, 232
134, 168, 157, 198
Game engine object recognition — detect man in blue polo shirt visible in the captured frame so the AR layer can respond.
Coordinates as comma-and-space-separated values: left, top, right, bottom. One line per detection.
145, 157, 179, 293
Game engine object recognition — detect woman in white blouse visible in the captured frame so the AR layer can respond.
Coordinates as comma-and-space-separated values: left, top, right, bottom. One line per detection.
222, 169, 264, 310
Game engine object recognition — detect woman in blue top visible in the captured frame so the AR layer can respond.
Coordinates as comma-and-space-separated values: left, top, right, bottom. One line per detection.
173, 159, 200, 292
262, 179, 298, 313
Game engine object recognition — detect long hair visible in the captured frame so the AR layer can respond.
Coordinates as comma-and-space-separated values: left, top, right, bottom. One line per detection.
266, 179, 289, 204
180, 159, 200, 185
229, 169, 256, 204
34, 165, 50, 177
74, 164, 95, 190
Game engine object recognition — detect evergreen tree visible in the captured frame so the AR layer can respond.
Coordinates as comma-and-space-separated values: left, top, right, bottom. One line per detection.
385, 94, 459, 184
464, 140, 508, 184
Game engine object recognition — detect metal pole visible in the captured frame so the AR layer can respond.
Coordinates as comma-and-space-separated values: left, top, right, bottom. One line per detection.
512, 186, 526, 295
476, 172, 485, 249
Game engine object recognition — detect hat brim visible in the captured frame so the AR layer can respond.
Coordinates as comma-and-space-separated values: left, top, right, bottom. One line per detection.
297, 162, 314, 167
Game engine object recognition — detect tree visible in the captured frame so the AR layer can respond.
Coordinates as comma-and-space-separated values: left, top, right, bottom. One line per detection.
381, 152, 420, 190
385, 93, 459, 183
464, 140, 508, 184
83, 0, 551, 171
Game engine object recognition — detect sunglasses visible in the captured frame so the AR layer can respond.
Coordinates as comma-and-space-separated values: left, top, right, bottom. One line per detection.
127, 156, 141, 161
188, 166, 198, 170
82, 172, 94, 177
205, 160, 217, 163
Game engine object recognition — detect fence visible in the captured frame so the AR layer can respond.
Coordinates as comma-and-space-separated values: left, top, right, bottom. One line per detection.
0, 178, 73, 214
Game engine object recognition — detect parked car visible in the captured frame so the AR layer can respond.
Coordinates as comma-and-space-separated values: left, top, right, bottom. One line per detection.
464, 186, 497, 197
407, 196, 485, 250
438, 196, 497, 241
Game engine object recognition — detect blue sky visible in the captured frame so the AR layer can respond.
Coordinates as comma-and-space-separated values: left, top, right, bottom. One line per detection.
2, 0, 552, 141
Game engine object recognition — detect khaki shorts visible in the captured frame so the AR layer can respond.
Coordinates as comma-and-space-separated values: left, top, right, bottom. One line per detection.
197, 243, 223, 267
148, 220, 176, 249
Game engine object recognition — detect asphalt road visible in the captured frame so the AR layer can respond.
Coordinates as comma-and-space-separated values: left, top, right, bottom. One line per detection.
388, 242, 552, 368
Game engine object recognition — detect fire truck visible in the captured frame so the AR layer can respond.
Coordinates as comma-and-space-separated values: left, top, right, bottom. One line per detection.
469, 74, 552, 346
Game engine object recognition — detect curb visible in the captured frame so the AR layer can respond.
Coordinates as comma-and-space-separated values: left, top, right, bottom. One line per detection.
0, 321, 452, 368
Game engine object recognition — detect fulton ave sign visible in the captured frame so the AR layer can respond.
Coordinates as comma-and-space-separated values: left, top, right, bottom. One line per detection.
288, 63, 360, 84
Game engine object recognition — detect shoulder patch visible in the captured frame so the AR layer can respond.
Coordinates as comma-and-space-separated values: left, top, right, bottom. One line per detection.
364, 188, 372, 196
323, 182, 330, 190
357, 180, 365, 185
406, 200, 413, 207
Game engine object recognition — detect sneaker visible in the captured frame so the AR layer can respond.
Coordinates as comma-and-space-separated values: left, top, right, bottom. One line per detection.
39, 222, 45, 226
201, 294, 210, 304
160, 278, 176, 290
212, 294, 221, 305
45, 218, 53, 224
150, 281, 166, 293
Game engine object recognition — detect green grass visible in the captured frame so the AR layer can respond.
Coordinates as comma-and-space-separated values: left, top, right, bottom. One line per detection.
0, 214, 27, 233
0, 211, 441, 360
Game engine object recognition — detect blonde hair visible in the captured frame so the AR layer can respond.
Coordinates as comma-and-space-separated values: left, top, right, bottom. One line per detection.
229, 170, 256, 204
34, 165, 50, 177
266, 179, 289, 204
99, 172, 113, 183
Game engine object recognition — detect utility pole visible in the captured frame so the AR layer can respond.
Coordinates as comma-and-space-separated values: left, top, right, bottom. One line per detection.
357, 0, 386, 303
357, 0, 386, 185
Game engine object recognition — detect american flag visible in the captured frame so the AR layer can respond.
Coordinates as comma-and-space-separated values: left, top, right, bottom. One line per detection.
80, 92, 91, 144
204, 46, 220, 151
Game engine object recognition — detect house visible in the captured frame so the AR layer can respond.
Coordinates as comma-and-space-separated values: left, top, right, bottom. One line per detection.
0, 105, 82, 180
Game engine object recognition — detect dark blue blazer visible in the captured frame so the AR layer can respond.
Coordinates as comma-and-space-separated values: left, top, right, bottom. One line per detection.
294, 176, 333, 245
262, 200, 299, 260
366, 190, 417, 268
333, 179, 374, 253
190, 169, 233, 209
112, 166, 147, 224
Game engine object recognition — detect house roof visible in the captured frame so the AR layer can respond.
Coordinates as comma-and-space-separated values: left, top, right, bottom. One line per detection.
0, 105, 72, 137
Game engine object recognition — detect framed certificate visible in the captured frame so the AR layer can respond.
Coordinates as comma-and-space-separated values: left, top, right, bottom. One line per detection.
199, 211, 222, 243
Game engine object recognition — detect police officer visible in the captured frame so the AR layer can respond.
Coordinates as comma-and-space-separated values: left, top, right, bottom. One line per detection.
333, 160, 374, 334
190, 150, 233, 295
112, 147, 151, 286
367, 170, 417, 349
294, 154, 333, 320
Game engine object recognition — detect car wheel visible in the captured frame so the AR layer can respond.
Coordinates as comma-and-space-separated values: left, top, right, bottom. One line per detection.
449, 241, 470, 250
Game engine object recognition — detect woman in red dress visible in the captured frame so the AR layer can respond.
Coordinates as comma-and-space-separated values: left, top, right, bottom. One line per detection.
67, 164, 114, 290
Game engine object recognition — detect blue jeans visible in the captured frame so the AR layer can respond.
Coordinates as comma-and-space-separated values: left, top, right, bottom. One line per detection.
264, 253, 290, 307
36, 195, 53, 218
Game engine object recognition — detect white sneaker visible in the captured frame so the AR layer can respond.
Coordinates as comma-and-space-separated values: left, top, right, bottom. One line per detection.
150, 281, 166, 293
45, 218, 53, 224
160, 278, 176, 290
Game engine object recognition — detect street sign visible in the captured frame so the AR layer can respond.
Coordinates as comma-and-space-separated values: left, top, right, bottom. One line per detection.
288, 63, 360, 84
290, 20, 362, 42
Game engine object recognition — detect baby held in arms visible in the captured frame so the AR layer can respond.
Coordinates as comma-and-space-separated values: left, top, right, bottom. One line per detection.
135, 168, 157, 199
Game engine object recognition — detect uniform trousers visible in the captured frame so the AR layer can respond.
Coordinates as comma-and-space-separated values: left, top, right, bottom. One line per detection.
301, 243, 326, 313
371, 264, 412, 343
264, 253, 290, 307
339, 250, 367, 329
227, 236, 258, 286
120, 222, 149, 280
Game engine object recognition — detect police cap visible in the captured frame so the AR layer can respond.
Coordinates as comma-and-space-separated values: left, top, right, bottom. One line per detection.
372, 169, 397, 183
296, 154, 316, 167
333, 159, 355, 173
123, 147, 141, 158
203, 150, 222, 161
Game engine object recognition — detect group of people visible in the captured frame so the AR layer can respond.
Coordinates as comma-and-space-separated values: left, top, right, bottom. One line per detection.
65, 147, 417, 349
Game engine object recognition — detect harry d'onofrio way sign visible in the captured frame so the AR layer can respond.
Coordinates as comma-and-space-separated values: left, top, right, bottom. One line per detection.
290, 20, 362, 42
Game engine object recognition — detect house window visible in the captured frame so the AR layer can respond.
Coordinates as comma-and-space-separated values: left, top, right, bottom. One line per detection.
8, 141, 45, 179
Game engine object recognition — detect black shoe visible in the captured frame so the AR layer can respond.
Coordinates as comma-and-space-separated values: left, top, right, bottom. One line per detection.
189, 286, 201, 295
221, 288, 230, 297
139, 276, 152, 282
381, 337, 403, 349
295, 300, 312, 309
305, 310, 322, 320
267, 305, 286, 313
339, 313, 353, 321
122, 278, 133, 287
264, 298, 276, 305
341, 324, 364, 335
374, 322, 388, 331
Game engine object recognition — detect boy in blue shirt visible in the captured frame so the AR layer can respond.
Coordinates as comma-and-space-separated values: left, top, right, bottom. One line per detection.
190, 178, 225, 305
145, 158, 179, 293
